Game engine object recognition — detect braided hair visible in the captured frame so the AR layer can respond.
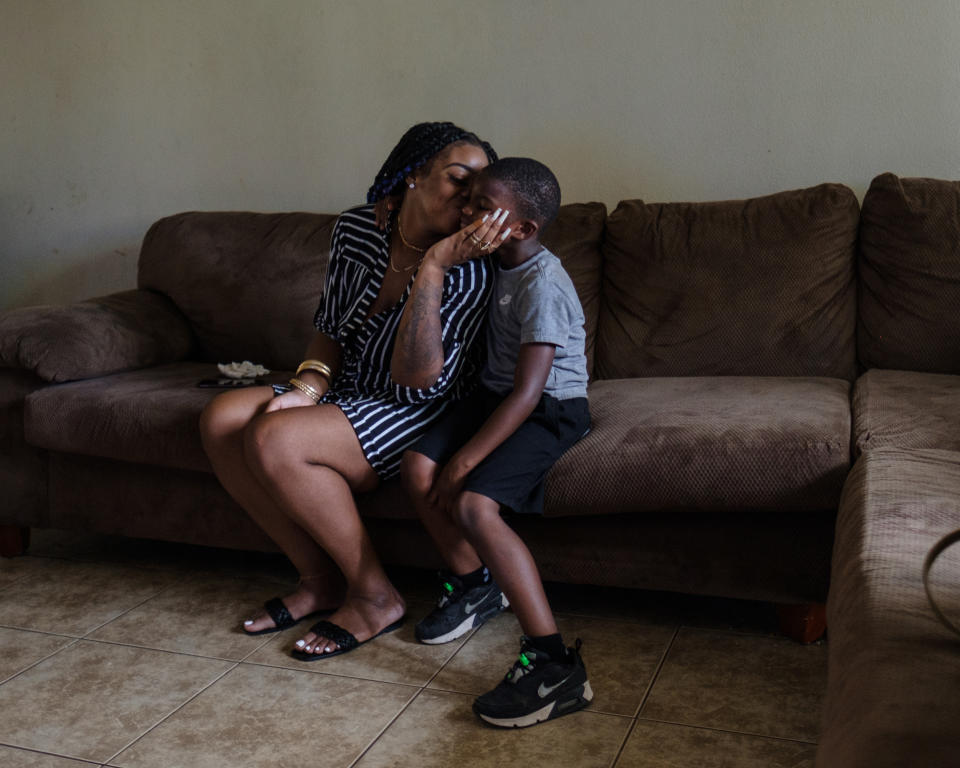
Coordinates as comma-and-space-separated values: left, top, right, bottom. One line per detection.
366, 122, 498, 204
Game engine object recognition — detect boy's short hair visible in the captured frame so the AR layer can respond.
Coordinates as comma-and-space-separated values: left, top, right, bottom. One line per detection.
481, 157, 561, 228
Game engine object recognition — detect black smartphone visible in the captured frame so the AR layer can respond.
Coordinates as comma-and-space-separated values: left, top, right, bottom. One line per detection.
197, 378, 266, 388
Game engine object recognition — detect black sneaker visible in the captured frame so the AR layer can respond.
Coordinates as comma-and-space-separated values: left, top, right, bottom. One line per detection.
414, 573, 509, 644
473, 637, 593, 728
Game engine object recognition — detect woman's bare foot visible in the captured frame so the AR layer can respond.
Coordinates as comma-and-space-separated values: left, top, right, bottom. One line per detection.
242, 577, 342, 634
293, 585, 406, 656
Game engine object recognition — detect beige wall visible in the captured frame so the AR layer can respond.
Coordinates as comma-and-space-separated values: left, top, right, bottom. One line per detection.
3, 0, 959, 309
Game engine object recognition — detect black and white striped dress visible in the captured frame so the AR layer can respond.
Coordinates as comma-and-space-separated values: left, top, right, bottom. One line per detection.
312, 205, 493, 479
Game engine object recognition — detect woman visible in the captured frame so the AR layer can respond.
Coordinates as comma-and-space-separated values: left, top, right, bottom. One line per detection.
200, 122, 507, 659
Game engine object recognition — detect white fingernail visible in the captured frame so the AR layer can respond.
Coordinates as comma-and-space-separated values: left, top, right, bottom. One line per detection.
482, 214, 489, 222
492, 208, 501, 219
501, 228, 512, 239
499, 209, 510, 224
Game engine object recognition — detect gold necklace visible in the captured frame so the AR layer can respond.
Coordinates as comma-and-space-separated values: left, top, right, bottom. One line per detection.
390, 249, 422, 273
397, 217, 427, 253
391, 216, 425, 272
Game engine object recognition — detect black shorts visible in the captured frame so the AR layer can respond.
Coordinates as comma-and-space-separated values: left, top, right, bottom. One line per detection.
410, 386, 590, 515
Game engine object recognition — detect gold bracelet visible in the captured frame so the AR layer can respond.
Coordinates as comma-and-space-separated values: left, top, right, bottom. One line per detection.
296, 359, 334, 383
288, 377, 322, 403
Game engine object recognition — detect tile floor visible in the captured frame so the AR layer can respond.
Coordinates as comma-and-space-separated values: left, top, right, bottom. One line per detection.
0, 530, 827, 767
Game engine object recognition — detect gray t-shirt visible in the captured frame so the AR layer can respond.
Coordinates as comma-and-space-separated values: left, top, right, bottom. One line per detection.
481, 247, 589, 400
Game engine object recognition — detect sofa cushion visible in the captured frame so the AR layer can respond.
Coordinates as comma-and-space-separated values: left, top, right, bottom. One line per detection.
596, 184, 859, 380
23, 363, 286, 472
0, 289, 194, 383
818, 447, 960, 768
540, 202, 607, 379
858, 173, 960, 374
138, 212, 338, 372
853, 369, 960, 456
543, 376, 851, 516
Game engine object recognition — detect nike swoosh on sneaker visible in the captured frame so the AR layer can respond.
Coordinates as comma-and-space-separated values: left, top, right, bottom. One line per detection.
464, 590, 495, 614
538, 672, 576, 699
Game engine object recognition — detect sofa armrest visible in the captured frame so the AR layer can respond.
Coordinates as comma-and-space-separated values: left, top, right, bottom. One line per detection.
0, 289, 195, 382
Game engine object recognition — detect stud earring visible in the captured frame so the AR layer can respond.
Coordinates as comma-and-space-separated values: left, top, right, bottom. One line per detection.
408, 183, 415, 189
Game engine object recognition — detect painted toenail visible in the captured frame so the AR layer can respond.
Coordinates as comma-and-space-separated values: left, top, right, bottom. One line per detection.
295, 640, 305, 648
244, 620, 254, 626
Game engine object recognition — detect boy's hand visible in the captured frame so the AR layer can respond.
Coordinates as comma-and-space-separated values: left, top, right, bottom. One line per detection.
429, 460, 470, 513
424, 209, 512, 271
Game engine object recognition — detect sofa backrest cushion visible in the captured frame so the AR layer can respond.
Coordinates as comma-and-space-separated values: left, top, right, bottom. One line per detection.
540, 202, 607, 379
138, 212, 337, 371
596, 184, 859, 380
858, 173, 960, 373
137, 205, 605, 377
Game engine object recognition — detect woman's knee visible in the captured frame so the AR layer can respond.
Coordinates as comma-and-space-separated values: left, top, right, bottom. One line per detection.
199, 389, 266, 450
243, 412, 296, 480
199, 392, 244, 456
400, 450, 436, 501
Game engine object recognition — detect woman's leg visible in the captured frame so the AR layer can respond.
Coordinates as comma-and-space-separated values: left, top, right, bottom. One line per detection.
243, 403, 405, 654
400, 450, 483, 575
451, 491, 557, 638
199, 388, 344, 631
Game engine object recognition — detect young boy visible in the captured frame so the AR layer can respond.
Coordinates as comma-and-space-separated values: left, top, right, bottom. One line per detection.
401, 157, 592, 728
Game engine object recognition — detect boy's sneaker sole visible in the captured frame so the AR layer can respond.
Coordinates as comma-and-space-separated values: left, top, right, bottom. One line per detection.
418, 592, 510, 645
475, 680, 594, 728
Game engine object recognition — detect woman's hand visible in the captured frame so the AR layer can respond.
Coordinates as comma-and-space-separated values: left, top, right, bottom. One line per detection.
264, 389, 316, 412
424, 208, 512, 271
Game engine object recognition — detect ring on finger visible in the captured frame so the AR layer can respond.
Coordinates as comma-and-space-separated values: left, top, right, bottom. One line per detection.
468, 233, 483, 246
479, 241, 494, 251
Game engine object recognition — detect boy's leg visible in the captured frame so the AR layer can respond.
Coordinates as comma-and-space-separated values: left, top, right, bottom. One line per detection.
451, 490, 557, 638
401, 451, 509, 644
453, 490, 593, 728
400, 450, 484, 575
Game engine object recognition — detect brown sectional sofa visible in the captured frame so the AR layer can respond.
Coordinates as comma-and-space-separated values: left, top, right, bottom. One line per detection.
815, 173, 960, 767
1, 172, 958, 761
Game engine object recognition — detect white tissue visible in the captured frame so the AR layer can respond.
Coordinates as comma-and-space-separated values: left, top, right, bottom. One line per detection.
217, 361, 271, 378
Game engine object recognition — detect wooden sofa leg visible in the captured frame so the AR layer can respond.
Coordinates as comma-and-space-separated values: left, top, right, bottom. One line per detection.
0, 525, 31, 557
776, 603, 826, 643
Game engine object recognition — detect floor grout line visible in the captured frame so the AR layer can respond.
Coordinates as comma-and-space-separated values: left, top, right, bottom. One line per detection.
345, 625, 487, 767
346, 686, 425, 768
102, 660, 242, 766
0, 623, 81, 639
0, 740, 103, 765
608, 623, 680, 768
236, 655, 432, 690
0, 636, 82, 686
77, 576, 190, 641
632, 624, 679, 719
632, 715, 820, 745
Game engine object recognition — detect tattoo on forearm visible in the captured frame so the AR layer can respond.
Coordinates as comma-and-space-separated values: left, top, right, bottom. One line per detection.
395, 280, 444, 381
